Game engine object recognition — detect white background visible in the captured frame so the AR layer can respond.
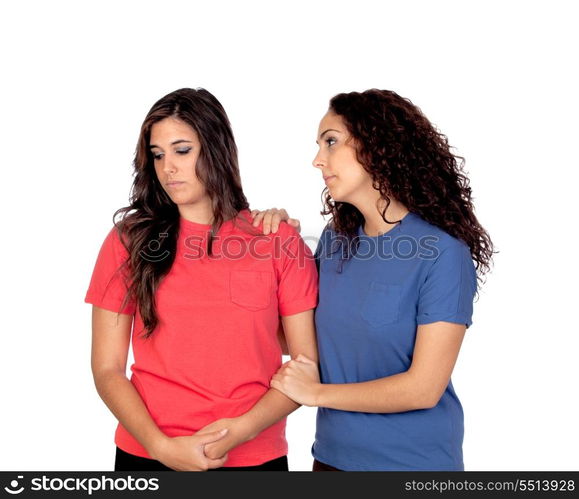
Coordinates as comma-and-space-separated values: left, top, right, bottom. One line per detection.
1, 0, 577, 471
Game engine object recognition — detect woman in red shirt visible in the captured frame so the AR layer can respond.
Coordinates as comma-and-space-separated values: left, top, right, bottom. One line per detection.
85, 88, 318, 471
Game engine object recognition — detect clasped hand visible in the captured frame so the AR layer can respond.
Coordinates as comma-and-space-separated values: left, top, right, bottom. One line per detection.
196, 416, 251, 460
270, 354, 322, 406
152, 417, 250, 471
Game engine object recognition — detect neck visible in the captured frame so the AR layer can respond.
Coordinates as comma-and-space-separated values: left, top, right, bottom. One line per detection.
177, 199, 214, 226
354, 191, 409, 236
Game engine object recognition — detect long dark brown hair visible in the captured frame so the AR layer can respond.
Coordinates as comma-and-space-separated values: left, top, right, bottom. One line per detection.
113, 88, 251, 338
322, 89, 495, 286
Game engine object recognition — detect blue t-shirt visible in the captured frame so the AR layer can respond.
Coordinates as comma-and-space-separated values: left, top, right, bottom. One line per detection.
312, 212, 477, 471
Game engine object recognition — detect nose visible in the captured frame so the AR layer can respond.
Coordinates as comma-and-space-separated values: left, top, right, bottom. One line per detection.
312, 149, 325, 170
162, 156, 177, 175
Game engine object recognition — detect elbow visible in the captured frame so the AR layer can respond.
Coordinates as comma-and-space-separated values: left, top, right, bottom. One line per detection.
92, 366, 126, 387
416, 389, 444, 410
419, 398, 439, 410
407, 374, 444, 410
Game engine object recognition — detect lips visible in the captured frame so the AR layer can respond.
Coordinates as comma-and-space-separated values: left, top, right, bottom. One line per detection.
167, 181, 185, 186
323, 175, 336, 183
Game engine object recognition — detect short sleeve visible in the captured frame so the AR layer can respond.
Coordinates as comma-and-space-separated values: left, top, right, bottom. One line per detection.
84, 226, 137, 315
274, 223, 319, 316
417, 240, 477, 328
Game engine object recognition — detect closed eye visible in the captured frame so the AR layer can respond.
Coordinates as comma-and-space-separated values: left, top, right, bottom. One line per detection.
152, 147, 192, 160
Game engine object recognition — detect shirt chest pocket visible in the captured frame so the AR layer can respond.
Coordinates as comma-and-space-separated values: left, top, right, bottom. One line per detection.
360, 281, 402, 327
229, 269, 274, 311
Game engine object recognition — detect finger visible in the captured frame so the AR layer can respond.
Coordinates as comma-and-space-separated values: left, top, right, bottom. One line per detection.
204, 444, 225, 461
250, 209, 259, 218
270, 377, 281, 389
206, 454, 229, 469
199, 428, 228, 444
263, 208, 276, 235
252, 211, 265, 227
195, 428, 215, 436
276, 363, 291, 375
278, 360, 291, 370
288, 218, 302, 233
271, 209, 288, 234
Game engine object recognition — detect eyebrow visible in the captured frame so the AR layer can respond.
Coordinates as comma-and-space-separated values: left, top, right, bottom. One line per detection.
316, 128, 341, 144
149, 139, 193, 149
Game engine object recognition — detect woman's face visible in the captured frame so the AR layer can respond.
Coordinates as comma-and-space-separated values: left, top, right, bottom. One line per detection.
312, 111, 373, 204
149, 116, 210, 209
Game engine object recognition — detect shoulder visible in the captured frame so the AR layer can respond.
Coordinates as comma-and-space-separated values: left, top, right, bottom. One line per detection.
270, 222, 312, 258
314, 224, 349, 260
407, 213, 470, 256
424, 237, 476, 291
318, 224, 335, 246
100, 224, 131, 260
405, 215, 475, 287
247, 214, 305, 243
273, 220, 302, 240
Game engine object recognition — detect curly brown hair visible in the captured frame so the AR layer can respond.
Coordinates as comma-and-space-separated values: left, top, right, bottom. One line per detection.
322, 89, 495, 286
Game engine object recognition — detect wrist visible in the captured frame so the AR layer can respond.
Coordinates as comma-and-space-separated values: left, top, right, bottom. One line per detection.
313, 383, 326, 407
234, 414, 259, 443
147, 434, 170, 461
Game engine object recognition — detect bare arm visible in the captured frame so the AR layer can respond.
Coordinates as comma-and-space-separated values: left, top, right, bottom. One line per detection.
201, 309, 317, 458
276, 319, 289, 356
237, 309, 318, 433
91, 305, 228, 470
91, 305, 167, 453
272, 321, 466, 412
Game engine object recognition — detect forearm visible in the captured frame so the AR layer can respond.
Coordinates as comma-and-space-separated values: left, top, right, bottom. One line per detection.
276, 320, 289, 356
238, 388, 300, 440
236, 310, 317, 441
316, 370, 435, 413
93, 370, 167, 458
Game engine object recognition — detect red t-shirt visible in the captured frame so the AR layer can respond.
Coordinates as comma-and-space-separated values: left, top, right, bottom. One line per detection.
84, 209, 318, 466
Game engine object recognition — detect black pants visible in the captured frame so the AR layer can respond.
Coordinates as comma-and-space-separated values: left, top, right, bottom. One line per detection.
312, 459, 343, 471
114, 446, 288, 471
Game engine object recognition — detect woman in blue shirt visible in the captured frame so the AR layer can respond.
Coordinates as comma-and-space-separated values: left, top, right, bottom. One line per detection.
253, 89, 494, 471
